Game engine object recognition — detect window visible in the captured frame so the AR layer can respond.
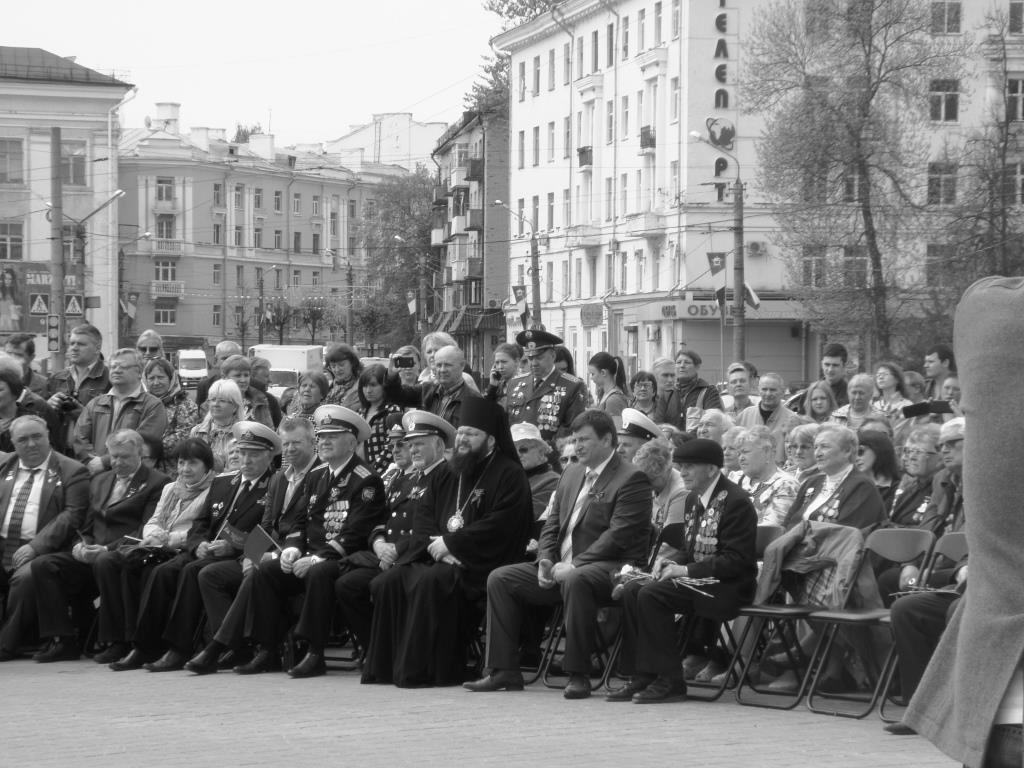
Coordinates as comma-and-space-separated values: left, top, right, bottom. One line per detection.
0, 222, 23, 260
518, 61, 526, 101
638, 9, 646, 51
622, 16, 629, 60
156, 177, 174, 201
637, 90, 644, 134
213, 183, 223, 206
532, 126, 540, 166
575, 258, 583, 298
312, 270, 321, 286
654, 2, 663, 45
929, 79, 959, 121
621, 96, 629, 138
236, 265, 244, 286
234, 184, 244, 209
330, 211, 338, 235
274, 230, 282, 249
532, 55, 541, 95
605, 251, 615, 291
621, 173, 629, 216
516, 199, 525, 236
1006, 161, 1024, 204
154, 260, 176, 281
562, 261, 570, 297
531, 195, 540, 230
58, 141, 86, 186
212, 263, 222, 286
636, 169, 643, 212
234, 306, 244, 328
563, 116, 572, 158
212, 304, 222, 327
292, 193, 301, 214
0, 140, 24, 183
154, 299, 176, 326
576, 36, 584, 78
925, 244, 957, 287
312, 195, 321, 216
606, 100, 615, 143
843, 165, 867, 202
607, 23, 615, 68
547, 192, 555, 230
672, 0, 681, 37
670, 161, 680, 200
563, 43, 571, 85
347, 199, 357, 219
843, 245, 868, 288
256, 267, 264, 288
670, 78, 680, 121
651, 251, 659, 291
156, 214, 174, 239
1008, 79, 1024, 121
604, 177, 614, 221
254, 227, 263, 248
548, 49, 556, 90
592, 30, 600, 73
292, 269, 301, 288
254, 188, 263, 209
563, 188, 571, 227
293, 232, 302, 253
347, 235, 357, 259
275, 268, 283, 289
212, 223, 223, 245
312, 233, 321, 254
927, 162, 957, 205
518, 131, 525, 169
547, 122, 556, 162
930, 2, 960, 33
801, 246, 826, 287
274, 190, 282, 212
544, 261, 553, 302
1014, 1, 1024, 33
233, 226, 243, 247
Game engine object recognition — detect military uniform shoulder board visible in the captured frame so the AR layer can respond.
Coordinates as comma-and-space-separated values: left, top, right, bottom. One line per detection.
353, 464, 371, 479
558, 372, 583, 384
308, 464, 330, 478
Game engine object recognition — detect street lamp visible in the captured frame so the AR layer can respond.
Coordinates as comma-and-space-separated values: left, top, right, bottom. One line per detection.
690, 130, 746, 362
493, 199, 541, 329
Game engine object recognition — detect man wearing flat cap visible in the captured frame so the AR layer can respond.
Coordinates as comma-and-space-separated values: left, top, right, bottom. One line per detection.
362, 397, 533, 687
131, 421, 280, 672
616, 407, 662, 464
607, 437, 756, 703
334, 410, 454, 654
241, 405, 386, 678
506, 329, 587, 446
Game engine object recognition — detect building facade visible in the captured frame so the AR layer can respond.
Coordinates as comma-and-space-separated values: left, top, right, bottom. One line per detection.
118, 103, 405, 352
0, 47, 133, 361
325, 113, 448, 173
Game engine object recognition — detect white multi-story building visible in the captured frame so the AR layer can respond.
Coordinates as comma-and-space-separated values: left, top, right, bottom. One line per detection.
325, 113, 448, 173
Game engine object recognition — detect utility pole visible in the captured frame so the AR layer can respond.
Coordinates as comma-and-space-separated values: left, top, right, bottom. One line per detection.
257, 270, 265, 344
50, 127, 66, 370
347, 260, 355, 347
733, 178, 745, 361
529, 230, 542, 330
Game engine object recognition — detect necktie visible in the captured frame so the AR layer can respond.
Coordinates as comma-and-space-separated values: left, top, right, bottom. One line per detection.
108, 476, 130, 506
216, 480, 250, 541
560, 470, 596, 563
3, 468, 40, 571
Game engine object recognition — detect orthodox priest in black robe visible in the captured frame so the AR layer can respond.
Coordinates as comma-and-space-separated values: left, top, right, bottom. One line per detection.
362, 397, 532, 687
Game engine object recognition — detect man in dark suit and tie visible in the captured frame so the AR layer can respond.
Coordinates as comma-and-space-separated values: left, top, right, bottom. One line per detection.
116, 421, 279, 672
465, 409, 653, 699
0, 415, 91, 659
184, 416, 320, 674
30, 429, 168, 662
606, 438, 757, 703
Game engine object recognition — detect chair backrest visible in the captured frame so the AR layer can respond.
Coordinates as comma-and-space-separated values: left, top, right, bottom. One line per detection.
921, 531, 968, 581
755, 524, 784, 558
864, 527, 936, 565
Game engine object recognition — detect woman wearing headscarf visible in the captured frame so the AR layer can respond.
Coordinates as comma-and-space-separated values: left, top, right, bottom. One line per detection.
144, 357, 199, 479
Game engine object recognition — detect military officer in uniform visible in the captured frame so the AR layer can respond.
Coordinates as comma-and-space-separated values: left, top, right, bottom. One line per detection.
616, 408, 663, 464
505, 330, 587, 447
334, 410, 454, 653
241, 405, 387, 678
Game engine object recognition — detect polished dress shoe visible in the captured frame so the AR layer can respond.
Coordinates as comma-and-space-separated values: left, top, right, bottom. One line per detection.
681, 654, 709, 680
93, 643, 129, 665
109, 649, 149, 671
288, 651, 326, 679
463, 669, 526, 692
184, 646, 219, 675
883, 721, 917, 736
563, 673, 592, 700
605, 675, 655, 702
33, 638, 80, 663
632, 675, 688, 703
144, 649, 187, 672
234, 648, 281, 675
218, 648, 250, 670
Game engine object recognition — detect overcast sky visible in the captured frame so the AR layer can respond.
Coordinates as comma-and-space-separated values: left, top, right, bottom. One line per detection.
10, 0, 505, 150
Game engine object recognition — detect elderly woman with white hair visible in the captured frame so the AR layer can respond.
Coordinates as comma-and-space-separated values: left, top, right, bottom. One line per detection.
733, 426, 799, 527
189, 378, 244, 473
782, 424, 886, 532
632, 438, 687, 533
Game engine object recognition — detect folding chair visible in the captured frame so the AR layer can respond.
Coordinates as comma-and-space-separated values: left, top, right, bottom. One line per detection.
877, 531, 967, 723
804, 527, 936, 718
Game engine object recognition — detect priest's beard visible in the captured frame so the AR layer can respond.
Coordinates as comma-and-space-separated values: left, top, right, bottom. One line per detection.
449, 442, 490, 478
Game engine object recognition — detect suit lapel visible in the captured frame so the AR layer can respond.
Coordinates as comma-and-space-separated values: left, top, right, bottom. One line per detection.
97, 471, 116, 508
36, 455, 60, 522
0, 457, 18, 516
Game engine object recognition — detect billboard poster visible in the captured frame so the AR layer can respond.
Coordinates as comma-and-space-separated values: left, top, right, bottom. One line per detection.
0, 261, 83, 338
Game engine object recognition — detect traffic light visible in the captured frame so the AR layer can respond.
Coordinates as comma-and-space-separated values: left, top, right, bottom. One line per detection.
46, 314, 62, 353
72, 224, 86, 265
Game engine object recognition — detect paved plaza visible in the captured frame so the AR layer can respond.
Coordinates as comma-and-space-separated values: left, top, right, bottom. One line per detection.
1, 658, 955, 768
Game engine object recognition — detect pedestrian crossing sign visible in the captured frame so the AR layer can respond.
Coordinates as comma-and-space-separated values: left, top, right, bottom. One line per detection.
29, 294, 49, 315
64, 294, 83, 316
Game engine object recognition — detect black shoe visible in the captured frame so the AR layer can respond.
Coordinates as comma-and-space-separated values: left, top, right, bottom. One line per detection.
563, 673, 592, 700
884, 722, 917, 736
234, 648, 281, 675
144, 649, 187, 672
632, 676, 688, 703
288, 651, 326, 679
759, 651, 798, 677
93, 643, 129, 665
218, 648, 250, 670
184, 646, 220, 675
0, 647, 24, 662
109, 648, 150, 671
606, 675, 655, 702
463, 669, 526, 692
33, 638, 80, 663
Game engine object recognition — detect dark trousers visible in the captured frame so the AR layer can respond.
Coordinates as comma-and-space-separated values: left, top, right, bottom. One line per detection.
161, 556, 238, 654
196, 559, 243, 642
619, 578, 698, 678
484, 560, 620, 674
93, 549, 151, 645
890, 589, 960, 698
252, 558, 346, 652
0, 562, 37, 651
132, 553, 190, 654
210, 569, 255, 649
31, 552, 97, 639
334, 565, 383, 652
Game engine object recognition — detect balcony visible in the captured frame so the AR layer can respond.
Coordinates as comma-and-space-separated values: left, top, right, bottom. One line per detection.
450, 165, 468, 189
637, 44, 669, 80
466, 257, 482, 278
431, 227, 446, 247
577, 146, 593, 170
466, 157, 484, 182
466, 208, 483, 231
433, 183, 448, 202
152, 198, 179, 214
149, 280, 185, 299
624, 212, 666, 238
640, 126, 656, 154
151, 238, 183, 256
449, 214, 467, 237
565, 224, 602, 249
576, 72, 604, 103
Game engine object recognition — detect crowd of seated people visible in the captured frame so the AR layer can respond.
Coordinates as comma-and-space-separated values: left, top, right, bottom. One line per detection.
0, 329, 970, 734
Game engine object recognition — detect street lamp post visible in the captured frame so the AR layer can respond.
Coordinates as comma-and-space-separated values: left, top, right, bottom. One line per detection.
690, 130, 745, 362
494, 199, 542, 330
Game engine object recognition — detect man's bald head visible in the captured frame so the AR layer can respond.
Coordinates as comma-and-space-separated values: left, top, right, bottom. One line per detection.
434, 345, 465, 388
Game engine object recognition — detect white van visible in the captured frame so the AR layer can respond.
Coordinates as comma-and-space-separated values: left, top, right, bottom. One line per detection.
177, 349, 208, 388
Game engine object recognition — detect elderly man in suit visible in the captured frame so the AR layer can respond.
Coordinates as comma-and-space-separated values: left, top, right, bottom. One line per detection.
30, 429, 168, 662
466, 409, 653, 699
0, 415, 91, 659
607, 438, 757, 702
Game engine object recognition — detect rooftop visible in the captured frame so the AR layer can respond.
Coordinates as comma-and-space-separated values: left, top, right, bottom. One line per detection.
0, 47, 132, 88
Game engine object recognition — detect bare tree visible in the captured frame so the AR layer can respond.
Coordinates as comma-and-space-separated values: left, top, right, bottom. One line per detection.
298, 297, 342, 345
264, 298, 294, 345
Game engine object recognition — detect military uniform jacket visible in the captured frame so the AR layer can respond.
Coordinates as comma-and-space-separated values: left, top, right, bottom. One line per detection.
301, 454, 387, 559
505, 368, 587, 443
185, 467, 276, 554
260, 459, 322, 550
372, 462, 452, 553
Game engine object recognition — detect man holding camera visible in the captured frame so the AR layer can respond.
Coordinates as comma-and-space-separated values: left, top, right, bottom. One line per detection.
46, 324, 110, 455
